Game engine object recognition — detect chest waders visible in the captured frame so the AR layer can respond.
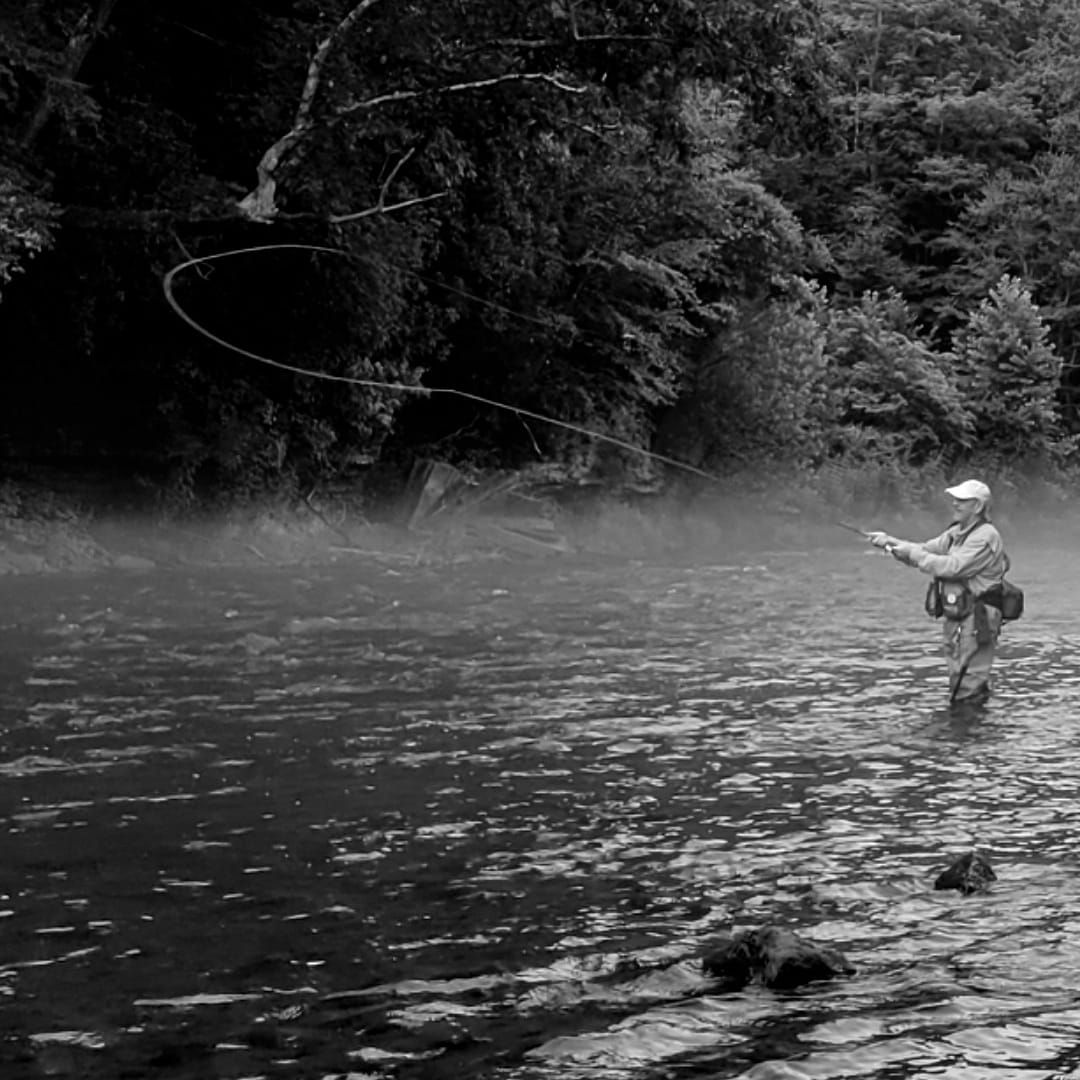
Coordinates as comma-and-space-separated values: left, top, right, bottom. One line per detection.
948, 627, 974, 706
929, 521, 1001, 706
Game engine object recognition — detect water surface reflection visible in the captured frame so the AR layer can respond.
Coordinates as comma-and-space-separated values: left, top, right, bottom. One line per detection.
0, 546, 1077, 1079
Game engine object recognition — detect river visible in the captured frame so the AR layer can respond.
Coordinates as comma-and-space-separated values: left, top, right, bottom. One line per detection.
0, 534, 1078, 1079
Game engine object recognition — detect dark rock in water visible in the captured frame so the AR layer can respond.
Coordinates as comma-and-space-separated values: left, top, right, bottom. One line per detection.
751, 926, 855, 990
934, 850, 996, 895
700, 933, 755, 990
702, 925, 854, 991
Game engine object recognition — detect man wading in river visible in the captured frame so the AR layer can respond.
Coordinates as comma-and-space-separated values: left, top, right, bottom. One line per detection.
866, 480, 1010, 706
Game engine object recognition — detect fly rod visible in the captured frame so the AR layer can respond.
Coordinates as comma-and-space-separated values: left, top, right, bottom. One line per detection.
835, 521, 870, 538
836, 521, 895, 552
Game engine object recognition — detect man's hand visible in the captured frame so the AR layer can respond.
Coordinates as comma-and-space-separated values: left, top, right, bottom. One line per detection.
865, 531, 898, 549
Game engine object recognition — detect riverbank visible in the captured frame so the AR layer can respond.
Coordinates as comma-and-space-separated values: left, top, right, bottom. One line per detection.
0, 465, 1076, 577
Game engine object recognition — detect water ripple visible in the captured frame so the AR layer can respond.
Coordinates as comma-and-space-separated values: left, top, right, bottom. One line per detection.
0, 550, 1076, 1079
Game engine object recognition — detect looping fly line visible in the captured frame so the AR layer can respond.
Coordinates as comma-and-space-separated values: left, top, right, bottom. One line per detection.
162, 242, 721, 484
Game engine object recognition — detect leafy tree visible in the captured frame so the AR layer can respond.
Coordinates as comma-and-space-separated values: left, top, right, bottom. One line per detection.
300, 0, 834, 470
0, 0, 841, 493
936, 154, 1080, 428
770, 0, 1048, 324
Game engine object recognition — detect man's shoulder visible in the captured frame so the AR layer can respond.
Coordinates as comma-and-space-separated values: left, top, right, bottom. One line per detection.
967, 521, 1003, 547
946, 519, 999, 545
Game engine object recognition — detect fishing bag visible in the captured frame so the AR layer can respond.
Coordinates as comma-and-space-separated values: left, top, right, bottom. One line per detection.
924, 579, 973, 620
982, 551, 1024, 621
924, 579, 943, 619
982, 579, 1025, 621
1000, 580, 1025, 620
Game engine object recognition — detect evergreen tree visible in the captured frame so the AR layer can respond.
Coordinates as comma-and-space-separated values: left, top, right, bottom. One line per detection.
951, 275, 1067, 460
823, 288, 972, 464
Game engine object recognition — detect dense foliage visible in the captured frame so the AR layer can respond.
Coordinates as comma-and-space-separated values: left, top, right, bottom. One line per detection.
0, 0, 1076, 500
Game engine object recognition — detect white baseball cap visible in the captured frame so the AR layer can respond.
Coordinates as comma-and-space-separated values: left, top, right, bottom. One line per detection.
945, 479, 991, 502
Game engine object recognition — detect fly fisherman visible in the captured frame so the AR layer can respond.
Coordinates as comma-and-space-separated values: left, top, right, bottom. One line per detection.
866, 480, 1010, 706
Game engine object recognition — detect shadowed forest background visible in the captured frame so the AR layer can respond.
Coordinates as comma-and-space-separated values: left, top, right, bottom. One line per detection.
2, 0, 1080, 514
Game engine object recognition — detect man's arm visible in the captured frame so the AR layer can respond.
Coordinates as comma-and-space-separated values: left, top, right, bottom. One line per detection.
896, 532, 997, 579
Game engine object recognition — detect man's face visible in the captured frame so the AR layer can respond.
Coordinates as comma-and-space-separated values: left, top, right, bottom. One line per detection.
950, 497, 979, 524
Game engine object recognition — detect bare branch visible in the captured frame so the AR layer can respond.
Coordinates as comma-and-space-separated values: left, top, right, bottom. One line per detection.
481, 34, 664, 48
568, 120, 620, 143
242, 44, 586, 224
238, 0, 590, 224
252, 147, 449, 224
320, 146, 449, 224
336, 71, 587, 120
296, 0, 385, 131
567, 0, 581, 41
238, 0, 387, 222
476, 38, 561, 50
328, 191, 448, 224
376, 146, 417, 202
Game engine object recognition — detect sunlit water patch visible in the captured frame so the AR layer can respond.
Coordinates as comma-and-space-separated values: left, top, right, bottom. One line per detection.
0, 546, 1076, 1079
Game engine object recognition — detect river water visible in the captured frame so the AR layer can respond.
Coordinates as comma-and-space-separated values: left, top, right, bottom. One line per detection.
1, 537, 1078, 1080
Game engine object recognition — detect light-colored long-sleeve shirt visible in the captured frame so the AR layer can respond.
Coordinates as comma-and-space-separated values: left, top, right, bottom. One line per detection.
894, 520, 1007, 596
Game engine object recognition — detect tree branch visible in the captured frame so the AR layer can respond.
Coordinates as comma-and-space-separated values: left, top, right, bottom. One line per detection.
473, 34, 666, 51
238, 0, 387, 223
324, 146, 449, 222
328, 191, 447, 224
295, 0, 385, 131
61, 150, 446, 231
335, 71, 587, 120
376, 146, 416, 199
237, 0, 588, 224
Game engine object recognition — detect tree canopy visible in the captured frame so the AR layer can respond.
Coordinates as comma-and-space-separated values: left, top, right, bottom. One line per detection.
0, 0, 1075, 499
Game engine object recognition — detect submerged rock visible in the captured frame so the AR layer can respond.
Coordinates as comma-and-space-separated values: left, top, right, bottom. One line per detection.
934, 850, 996, 895
699, 934, 755, 991
701, 925, 854, 991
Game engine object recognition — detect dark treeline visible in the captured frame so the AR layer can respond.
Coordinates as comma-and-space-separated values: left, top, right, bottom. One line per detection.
1, 0, 1078, 503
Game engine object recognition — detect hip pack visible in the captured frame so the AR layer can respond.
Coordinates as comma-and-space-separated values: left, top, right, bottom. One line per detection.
981, 579, 1025, 621
925, 579, 973, 620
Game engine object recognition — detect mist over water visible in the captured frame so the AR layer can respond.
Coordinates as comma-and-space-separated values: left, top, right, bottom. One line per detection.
0, 516, 1078, 1079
